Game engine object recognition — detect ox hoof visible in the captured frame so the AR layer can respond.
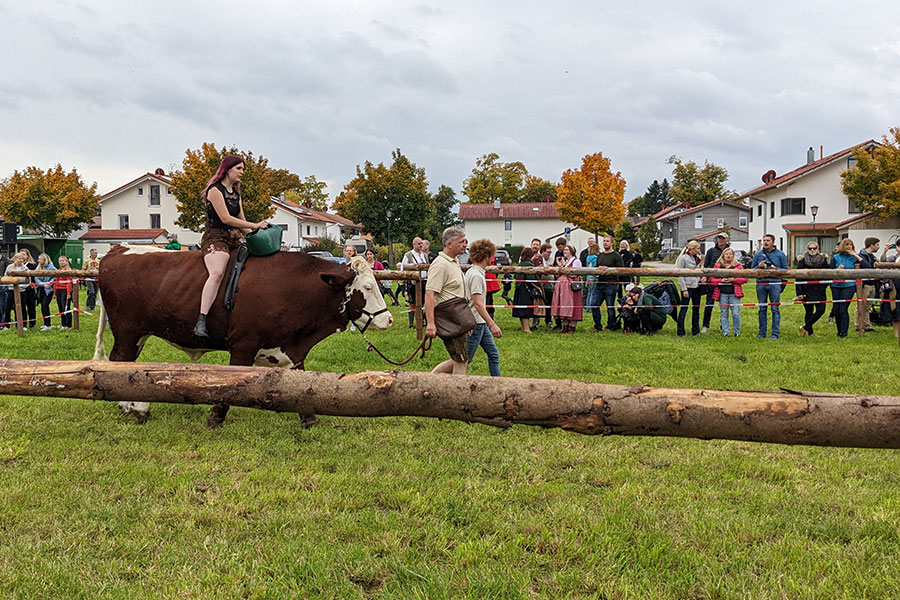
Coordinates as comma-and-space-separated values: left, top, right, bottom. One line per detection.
118, 401, 151, 425
207, 405, 229, 429
299, 414, 319, 429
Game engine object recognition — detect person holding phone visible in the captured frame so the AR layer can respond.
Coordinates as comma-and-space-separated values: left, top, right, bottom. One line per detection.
750, 234, 788, 339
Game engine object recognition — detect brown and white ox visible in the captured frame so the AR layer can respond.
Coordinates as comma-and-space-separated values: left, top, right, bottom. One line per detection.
93, 246, 393, 426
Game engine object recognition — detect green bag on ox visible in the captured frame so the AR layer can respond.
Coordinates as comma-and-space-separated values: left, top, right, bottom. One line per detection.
245, 224, 282, 256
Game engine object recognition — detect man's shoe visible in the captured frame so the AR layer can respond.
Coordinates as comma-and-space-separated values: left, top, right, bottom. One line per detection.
193, 314, 209, 337
798, 326, 808, 337
701, 326, 709, 334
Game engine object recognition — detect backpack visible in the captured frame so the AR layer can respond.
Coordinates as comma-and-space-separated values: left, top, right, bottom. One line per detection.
643, 280, 680, 320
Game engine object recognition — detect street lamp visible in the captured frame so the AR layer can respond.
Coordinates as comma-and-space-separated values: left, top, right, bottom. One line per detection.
385, 207, 394, 268
810, 204, 818, 248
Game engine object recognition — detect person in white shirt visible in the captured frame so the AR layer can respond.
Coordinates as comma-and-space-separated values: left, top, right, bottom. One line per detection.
465, 239, 502, 376
401, 237, 429, 328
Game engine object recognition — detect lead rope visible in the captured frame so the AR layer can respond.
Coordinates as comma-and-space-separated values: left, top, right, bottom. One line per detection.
363, 334, 432, 366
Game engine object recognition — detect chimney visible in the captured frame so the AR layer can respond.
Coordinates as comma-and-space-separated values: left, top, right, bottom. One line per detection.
807, 147, 815, 165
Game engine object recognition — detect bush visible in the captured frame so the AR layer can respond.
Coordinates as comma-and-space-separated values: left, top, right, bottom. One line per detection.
303, 234, 341, 256
373, 242, 410, 268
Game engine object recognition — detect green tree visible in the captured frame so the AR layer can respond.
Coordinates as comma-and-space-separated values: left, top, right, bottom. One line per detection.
627, 178, 671, 216
521, 175, 558, 203
424, 184, 460, 241
0, 164, 99, 237
555, 152, 627, 235
284, 175, 330, 211
614, 220, 637, 245
638, 216, 662, 258
667, 157, 736, 207
332, 149, 434, 246
461, 153, 530, 204
169, 142, 275, 231
841, 129, 900, 218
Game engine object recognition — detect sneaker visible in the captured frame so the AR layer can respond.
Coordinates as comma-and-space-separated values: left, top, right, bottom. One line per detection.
701, 326, 709, 334
798, 326, 808, 337
828, 315, 834, 323
757, 334, 766, 339
770, 335, 779, 339
40, 325, 52, 331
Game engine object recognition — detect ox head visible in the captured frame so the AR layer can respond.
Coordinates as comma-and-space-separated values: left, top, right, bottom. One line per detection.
321, 256, 393, 331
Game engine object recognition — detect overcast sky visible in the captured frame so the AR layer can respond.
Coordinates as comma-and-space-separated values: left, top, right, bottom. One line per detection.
2, 1, 899, 205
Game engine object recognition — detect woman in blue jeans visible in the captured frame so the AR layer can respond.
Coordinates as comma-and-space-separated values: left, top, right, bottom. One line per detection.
830, 238, 862, 338
709, 248, 747, 336
464, 239, 503, 376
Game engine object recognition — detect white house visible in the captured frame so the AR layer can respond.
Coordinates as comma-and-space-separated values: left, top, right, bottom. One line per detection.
458, 201, 595, 250
86, 169, 362, 255
738, 141, 900, 260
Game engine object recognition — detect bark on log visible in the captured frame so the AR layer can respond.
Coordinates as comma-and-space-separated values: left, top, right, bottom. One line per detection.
1, 359, 899, 449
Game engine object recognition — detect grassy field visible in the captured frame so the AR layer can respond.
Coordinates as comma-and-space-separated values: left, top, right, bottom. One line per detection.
1, 294, 899, 599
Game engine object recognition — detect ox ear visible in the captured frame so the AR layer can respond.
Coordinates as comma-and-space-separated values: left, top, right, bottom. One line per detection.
321, 269, 355, 288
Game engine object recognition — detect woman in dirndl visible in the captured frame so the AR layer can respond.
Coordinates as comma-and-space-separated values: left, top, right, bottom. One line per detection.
551, 244, 583, 333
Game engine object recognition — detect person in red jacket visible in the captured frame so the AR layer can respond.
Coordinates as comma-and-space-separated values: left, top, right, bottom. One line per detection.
485, 256, 501, 318
54, 255, 74, 329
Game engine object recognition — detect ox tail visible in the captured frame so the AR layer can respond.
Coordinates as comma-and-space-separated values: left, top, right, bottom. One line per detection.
92, 303, 109, 361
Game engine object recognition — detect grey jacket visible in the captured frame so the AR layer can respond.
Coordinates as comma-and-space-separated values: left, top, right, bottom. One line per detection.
675, 252, 701, 292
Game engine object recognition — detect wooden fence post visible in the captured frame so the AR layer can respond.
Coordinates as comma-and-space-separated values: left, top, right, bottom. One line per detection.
13, 284, 23, 337
73, 283, 80, 331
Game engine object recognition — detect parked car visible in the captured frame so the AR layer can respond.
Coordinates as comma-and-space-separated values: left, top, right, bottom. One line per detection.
494, 250, 511, 266
734, 249, 753, 269
657, 248, 681, 262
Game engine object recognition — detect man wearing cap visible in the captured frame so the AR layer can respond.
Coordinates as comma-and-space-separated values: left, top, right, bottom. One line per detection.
165, 235, 181, 251
701, 232, 730, 333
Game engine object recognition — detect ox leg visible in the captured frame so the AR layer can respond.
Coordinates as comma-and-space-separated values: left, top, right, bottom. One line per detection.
291, 360, 319, 429
205, 347, 258, 429
110, 336, 152, 424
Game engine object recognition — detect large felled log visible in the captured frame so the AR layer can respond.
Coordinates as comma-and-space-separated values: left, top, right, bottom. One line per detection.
1, 359, 898, 449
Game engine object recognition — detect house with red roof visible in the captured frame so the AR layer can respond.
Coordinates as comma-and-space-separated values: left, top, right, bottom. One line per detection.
458, 201, 596, 250
737, 141, 900, 260
86, 169, 362, 255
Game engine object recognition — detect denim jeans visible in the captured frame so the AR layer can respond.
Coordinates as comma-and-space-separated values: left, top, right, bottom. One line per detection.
719, 293, 741, 336
466, 322, 500, 376
756, 283, 782, 337
589, 283, 618, 329
831, 286, 856, 337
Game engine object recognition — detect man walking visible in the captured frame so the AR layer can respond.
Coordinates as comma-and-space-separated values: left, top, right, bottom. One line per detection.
425, 227, 470, 375
588, 235, 624, 331
401, 237, 429, 328
751, 234, 788, 339
701, 232, 729, 333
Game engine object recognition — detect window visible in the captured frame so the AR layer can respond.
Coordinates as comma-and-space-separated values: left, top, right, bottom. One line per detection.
749, 211, 753, 224
149, 184, 160, 206
848, 198, 862, 214
150, 214, 161, 229
847, 156, 857, 169
167, 187, 172, 195
780, 197, 805, 216
770, 202, 775, 219
757, 205, 762, 217
739, 212, 748, 228
137, 187, 143, 196
717, 218, 724, 228
118, 215, 129, 229
694, 213, 703, 229
306, 225, 310, 235
504, 220, 512, 231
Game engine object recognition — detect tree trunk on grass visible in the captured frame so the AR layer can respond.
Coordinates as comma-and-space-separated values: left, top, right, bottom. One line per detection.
1, 359, 899, 449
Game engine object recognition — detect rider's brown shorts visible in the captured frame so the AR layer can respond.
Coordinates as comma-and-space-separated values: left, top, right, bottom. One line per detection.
200, 227, 243, 254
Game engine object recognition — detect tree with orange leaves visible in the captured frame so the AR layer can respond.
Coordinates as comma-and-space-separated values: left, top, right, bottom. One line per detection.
555, 152, 626, 236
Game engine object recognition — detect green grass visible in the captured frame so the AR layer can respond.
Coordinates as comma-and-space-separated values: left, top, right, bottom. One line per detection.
1, 297, 899, 599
